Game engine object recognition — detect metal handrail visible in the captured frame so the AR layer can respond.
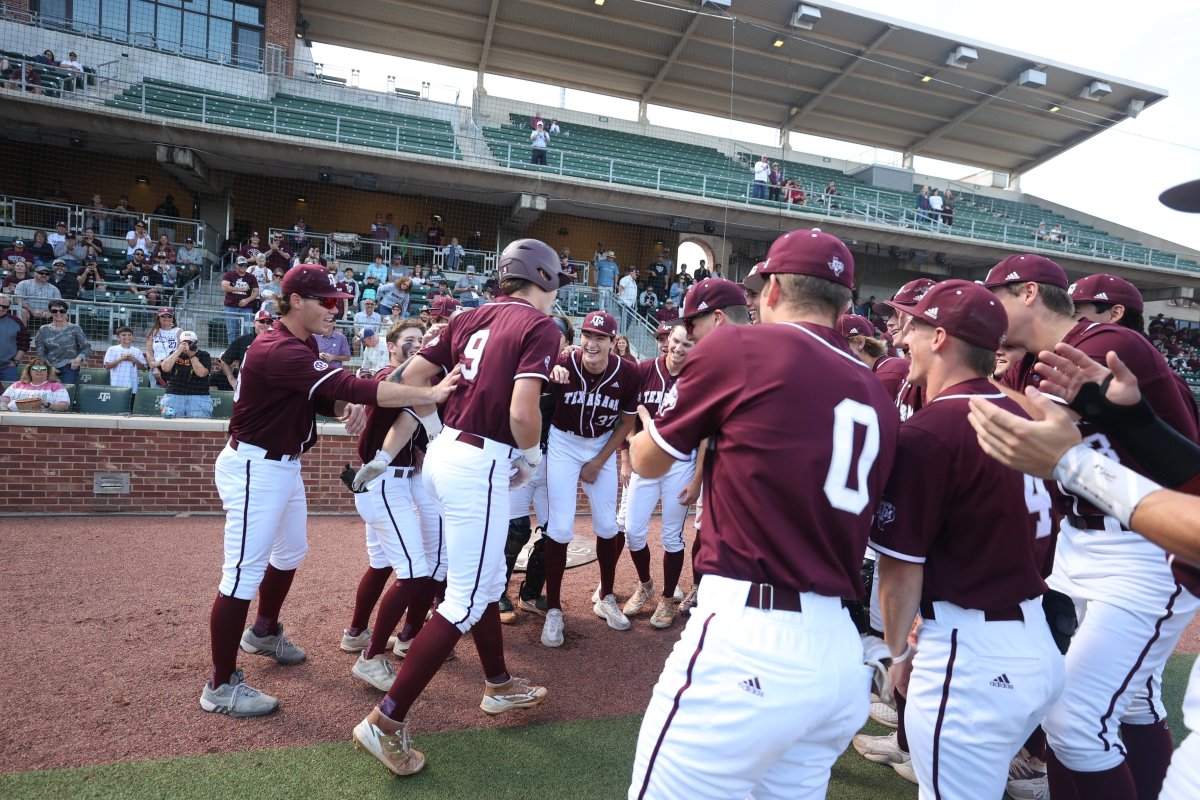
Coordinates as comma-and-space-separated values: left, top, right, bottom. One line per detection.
1, 194, 213, 253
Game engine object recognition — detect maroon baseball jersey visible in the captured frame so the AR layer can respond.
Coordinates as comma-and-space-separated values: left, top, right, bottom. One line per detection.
549, 350, 639, 438
637, 355, 680, 419
649, 322, 899, 598
418, 295, 560, 446
222, 270, 258, 308
357, 364, 419, 467
872, 355, 910, 404
870, 379, 1047, 610
229, 323, 379, 453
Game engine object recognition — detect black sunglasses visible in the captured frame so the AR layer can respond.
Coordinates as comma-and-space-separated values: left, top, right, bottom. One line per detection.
50, 307, 68, 314
682, 311, 712, 335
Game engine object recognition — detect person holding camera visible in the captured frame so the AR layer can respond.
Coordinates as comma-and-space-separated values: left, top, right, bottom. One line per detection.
160, 330, 212, 418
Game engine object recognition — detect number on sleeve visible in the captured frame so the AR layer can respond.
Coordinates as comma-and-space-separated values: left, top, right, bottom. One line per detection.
823, 399, 881, 514
460, 329, 490, 381
1024, 475, 1053, 539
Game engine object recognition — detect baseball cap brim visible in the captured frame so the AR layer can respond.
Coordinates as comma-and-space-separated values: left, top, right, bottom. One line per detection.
1160, 179, 1200, 213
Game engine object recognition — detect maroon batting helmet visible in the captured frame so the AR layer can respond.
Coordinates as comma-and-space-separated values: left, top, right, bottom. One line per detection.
498, 239, 573, 291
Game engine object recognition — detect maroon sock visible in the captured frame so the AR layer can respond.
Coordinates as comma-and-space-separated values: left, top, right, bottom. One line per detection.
628, 545, 652, 583
1023, 725, 1047, 759
544, 539, 568, 610
690, 528, 703, 579
349, 566, 393, 634
209, 593, 251, 688
1121, 721, 1174, 800
379, 612, 462, 722
1060, 761, 1137, 800
251, 565, 296, 635
403, 578, 440, 638
1046, 749, 1082, 800
365, 577, 425, 659
597, 533, 624, 598
894, 690, 909, 753
470, 602, 508, 681
662, 550, 685, 597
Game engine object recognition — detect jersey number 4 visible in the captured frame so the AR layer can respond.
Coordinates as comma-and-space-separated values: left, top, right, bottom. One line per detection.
824, 399, 881, 514
461, 329, 490, 381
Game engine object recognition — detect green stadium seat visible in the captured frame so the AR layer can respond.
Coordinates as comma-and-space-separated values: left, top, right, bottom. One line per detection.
77, 367, 109, 386
132, 387, 166, 416
76, 385, 131, 414
210, 390, 235, 419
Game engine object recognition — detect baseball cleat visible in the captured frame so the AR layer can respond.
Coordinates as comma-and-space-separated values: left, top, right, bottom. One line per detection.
673, 586, 685, 602
623, 580, 656, 616
1008, 748, 1047, 781
340, 628, 372, 653
498, 595, 517, 625
353, 707, 426, 776
517, 594, 548, 615
591, 583, 602, 605
199, 669, 279, 718
480, 676, 549, 715
393, 635, 412, 659
650, 597, 677, 629
678, 588, 698, 616
1006, 776, 1049, 800
240, 623, 307, 665
892, 759, 919, 785
541, 609, 565, 648
594, 594, 631, 631
869, 701, 898, 728
352, 653, 397, 692
852, 731, 909, 766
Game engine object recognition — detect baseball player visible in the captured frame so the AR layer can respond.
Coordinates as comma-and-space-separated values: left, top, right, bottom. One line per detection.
739, 261, 764, 323
501, 314, 575, 623
618, 324, 699, 630
540, 310, 638, 647
868, 279, 1065, 798
353, 239, 570, 777
879, 278, 936, 421
340, 320, 451, 692
201, 267, 458, 718
428, 295, 460, 324
986, 253, 1200, 799
626, 229, 898, 800
653, 321, 671, 355
839, 314, 911, 401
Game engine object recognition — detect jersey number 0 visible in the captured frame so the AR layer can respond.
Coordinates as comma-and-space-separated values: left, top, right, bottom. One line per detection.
824, 399, 881, 514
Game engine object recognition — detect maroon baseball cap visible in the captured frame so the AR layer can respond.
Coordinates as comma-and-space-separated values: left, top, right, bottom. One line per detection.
888, 278, 938, 308
755, 229, 854, 290
1160, 179, 1200, 213
983, 254, 1069, 290
254, 309, 275, 322
839, 314, 876, 338
677, 278, 747, 321
581, 311, 618, 338
280, 265, 352, 299
905, 279, 1008, 351
1069, 274, 1144, 313
740, 261, 768, 292
429, 296, 461, 318
156, 307, 174, 317
654, 322, 672, 340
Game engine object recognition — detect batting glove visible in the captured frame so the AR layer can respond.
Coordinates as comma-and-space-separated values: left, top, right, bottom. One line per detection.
861, 634, 894, 704
510, 455, 536, 490
353, 450, 391, 492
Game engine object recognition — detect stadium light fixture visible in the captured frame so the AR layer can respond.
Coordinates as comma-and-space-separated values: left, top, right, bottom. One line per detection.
595, 0, 604, 6
295, 17, 309, 40
945, 45, 978, 69
790, 4, 822, 30
773, 36, 785, 48
919, 73, 933, 83
296, 196, 306, 203
1018, 68, 1047, 88
1048, 104, 1061, 113
1079, 80, 1112, 100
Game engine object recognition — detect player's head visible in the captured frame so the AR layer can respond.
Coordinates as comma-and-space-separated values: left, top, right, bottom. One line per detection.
552, 314, 575, 352
580, 311, 618, 368
994, 342, 1026, 381
740, 261, 765, 323
880, 278, 936, 351
361, 328, 379, 347
983, 254, 1072, 348
278, 265, 353, 336
1069, 274, 1145, 334
428, 296, 460, 322
838, 314, 887, 365
901, 280, 1008, 388
750, 229, 853, 327
654, 321, 671, 354
387, 318, 427, 362
675, 278, 750, 342
665, 325, 694, 372
497, 238, 573, 314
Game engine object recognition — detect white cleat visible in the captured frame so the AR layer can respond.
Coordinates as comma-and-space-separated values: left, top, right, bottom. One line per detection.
593, 593, 631, 631
541, 609, 565, 648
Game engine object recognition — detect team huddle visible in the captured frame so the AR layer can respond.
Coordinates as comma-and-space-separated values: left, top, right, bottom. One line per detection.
197, 224, 1200, 800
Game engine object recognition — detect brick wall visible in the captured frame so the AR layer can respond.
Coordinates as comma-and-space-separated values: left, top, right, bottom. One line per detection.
265, 0, 298, 73
0, 415, 359, 514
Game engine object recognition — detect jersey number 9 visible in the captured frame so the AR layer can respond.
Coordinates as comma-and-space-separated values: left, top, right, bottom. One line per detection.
461, 329, 490, 381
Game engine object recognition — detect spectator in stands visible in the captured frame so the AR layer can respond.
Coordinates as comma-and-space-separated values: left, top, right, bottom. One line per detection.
48, 221, 68, 256
60, 231, 86, 266
388, 255, 406, 281
104, 326, 146, 396
614, 335, 635, 363
385, 213, 399, 242
916, 186, 931, 222
396, 225, 412, 263
426, 215, 445, 248
126, 220, 152, 259
455, 266, 482, 306
86, 194, 110, 235
176, 236, 204, 282
822, 180, 839, 208
752, 155, 770, 199
3, 238, 32, 273
370, 213, 389, 256
248, 252, 271, 288
1034, 222, 1048, 241
928, 188, 944, 223
28, 230, 54, 265
427, 262, 445, 286
530, 111, 545, 130
712, 263, 726, 279
669, 274, 688, 307
353, 299, 383, 337
364, 254, 389, 284
393, 276, 415, 319
216, 309, 272, 390
530, 121, 551, 165
1, 359, 70, 412
155, 251, 179, 288
160, 330, 212, 418
768, 162, 785, 202
0, 296, 30, 382
263, 231, 294, 272
16, 264, 62, 325
466, 230, 481, 251
145, 308, 180, 386
220, 257, 259, 344
443, 237, 465, 270
656, 297, 680, 324
408, 264, 425, 286
35, 50, 57, 67
361, 275, 380, 306
262, 266, 284, 300
152, 195, 180, 241
595, 250, 618, 301
639, 286, 659, 320
49, 259, 79, 301
618, 266, 639, 329
239, 231, 264, 262
941, 190, 955, 226
2, 262, 28, 295
1050, 223, 1067, 244
111, 196, 136, 233
356, 328, 389, 378
79, 228, 104, 260
785, 179, 805, 206
549, 120, 561, 135
593, 241, 607, 268
4, 62, 43, 95
692, 260, 711, 282
314, 326, 351, 370
76, 257, 106, 292
34, 300, 89, 385
291, 215, 308, 251
647, 253, 669, 301
152, 233, 175, 263
660, 248, 674, 276
298, 245, 325, 268
129, 255, 164, 303
60, 50, 82, 75
336, 265, 358, 320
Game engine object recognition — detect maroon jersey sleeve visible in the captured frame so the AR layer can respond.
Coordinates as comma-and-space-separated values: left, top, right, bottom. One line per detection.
872, 356, 910, 402
357, 367, 421, 466
646, 333, 744, 461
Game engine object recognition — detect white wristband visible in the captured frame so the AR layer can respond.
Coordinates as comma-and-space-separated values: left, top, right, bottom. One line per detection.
1053, 444, 1161, 528
522, 446, 542, 468
418, 410, 442, 439
890, 644, 914, 665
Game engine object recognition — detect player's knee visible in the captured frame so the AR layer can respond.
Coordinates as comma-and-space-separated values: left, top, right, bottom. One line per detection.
626, 531, 649, 552
545, 523, 574, 544
661, 529, 686, 553
220, 568, 264, 601
594, 520, 619, 539
270, 548, 306, 572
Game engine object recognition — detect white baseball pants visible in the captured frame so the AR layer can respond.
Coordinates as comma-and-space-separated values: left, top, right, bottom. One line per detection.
1159, 658, 1200, 800
508, 453, 548, 523
411, 469, 448, 582
355, 466, 431, 580
545, 425, 619, 544
622, 457, 695, 553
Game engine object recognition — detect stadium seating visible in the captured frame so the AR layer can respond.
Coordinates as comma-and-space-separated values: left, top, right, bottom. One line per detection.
209, 390, 235, 419
77, 367, 109, 386
76, 384, 131, 414
132, 387, 166, 416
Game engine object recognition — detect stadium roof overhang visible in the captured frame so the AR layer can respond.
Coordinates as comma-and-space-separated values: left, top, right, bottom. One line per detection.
298, 0, 1167, 177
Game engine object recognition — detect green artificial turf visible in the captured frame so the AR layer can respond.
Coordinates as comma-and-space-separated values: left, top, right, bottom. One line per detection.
3, 654, 1194, 800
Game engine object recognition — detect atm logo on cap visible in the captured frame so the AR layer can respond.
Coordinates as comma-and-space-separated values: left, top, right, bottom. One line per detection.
828, 256, 845, 276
